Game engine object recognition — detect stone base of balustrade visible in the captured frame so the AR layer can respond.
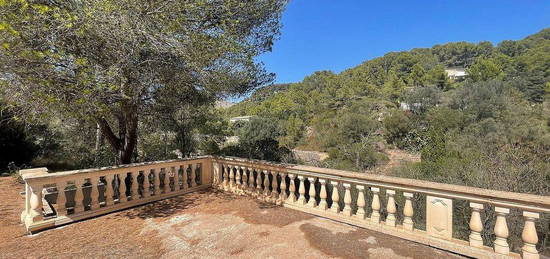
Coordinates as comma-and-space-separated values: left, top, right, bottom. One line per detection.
23, 185, 211, 233
282, 201, 517, 259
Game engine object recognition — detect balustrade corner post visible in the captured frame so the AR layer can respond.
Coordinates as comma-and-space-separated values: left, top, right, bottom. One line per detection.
307, 177, 317, 208
287, 174, 296, 202
342, 183, 352, 217
297, 175, 307, 205
318, 179, 328, 211
522, 211, 540, 259
279, 173, 288, 205
90, 177, 101, 209
469, 202, 484, 247
355, 185, 366, 219
403, 192, 414, 231
330, 180, 340, 213
55, 181, 68, 217
200, 159, 213, 186
385, 189, 397, 227
494, 207, 510, 255
271, 171, 280, 203
25, 182, 44, 224
370, 187, 381, 223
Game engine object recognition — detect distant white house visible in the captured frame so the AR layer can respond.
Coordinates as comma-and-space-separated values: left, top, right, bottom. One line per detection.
229, 116, 253, 123
445, 67, 467, 80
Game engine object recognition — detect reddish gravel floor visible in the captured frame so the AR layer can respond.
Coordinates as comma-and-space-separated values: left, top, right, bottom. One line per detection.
0, 177, 463, 259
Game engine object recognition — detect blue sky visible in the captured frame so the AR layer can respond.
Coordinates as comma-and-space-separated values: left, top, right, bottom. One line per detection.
258, 0, 550, 85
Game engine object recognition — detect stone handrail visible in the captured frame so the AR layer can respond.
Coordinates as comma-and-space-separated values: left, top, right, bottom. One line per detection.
20, 156, 549, 258
20, 156, 212, 232
213, 156, 550, 259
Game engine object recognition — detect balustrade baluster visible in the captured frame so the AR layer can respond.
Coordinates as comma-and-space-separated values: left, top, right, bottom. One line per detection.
370, 187, 381, 223
263, 170, 271, 201
228, 165, 235, 191
256, 170, 263, 197
241, 167, 248, 195
330, 180, 340, 213
168, 167, 174, 192
247, 168, 255, 194
160, 168, 167, 194
74, 179, 84, 213
104, 175, 114, 205
279, 173, 288, 204
385, 189, 396, 227
522, 211, 540, 259
222, 165, 228, 191
55, 181, 67, 217
297, 175, 306, 205
288, 174, 297, 202
153, 170, 160, 196
131, 172, 140, 198
235, 166, 241, 194
121, 173, 130, 200
143, 171, 151, 198
174, 166, 180, 191
318, 179, 328, 210
469, 202, 484, 247
182, 165, 189, 190
342, 183, 352, 216
90, 177, 100, 209
271, 171, 279, 203
403, 192, 414, 231
27, 183, 44, 222
307, 177, 317, 208
355, 185, 366, 219
494, 207, 510, 254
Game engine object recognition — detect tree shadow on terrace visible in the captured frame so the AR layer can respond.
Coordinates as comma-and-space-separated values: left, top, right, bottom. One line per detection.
116, 188, 238, 220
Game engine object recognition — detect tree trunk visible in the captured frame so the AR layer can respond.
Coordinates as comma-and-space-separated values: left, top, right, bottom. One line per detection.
97, 107, 138, 165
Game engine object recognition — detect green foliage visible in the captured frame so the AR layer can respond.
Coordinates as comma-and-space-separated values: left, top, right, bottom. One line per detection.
0, 0, 287, 164
382, 110, 411, 148
425, 65, 452, 90
407, 63, 427, 87
222, 117, 292, 162
467, 59, 504, 82
0, 108, 38, 173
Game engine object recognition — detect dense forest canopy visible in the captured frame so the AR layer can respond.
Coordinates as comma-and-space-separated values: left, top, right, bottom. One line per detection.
0, 0, 287, 165
226, 28, 550, 195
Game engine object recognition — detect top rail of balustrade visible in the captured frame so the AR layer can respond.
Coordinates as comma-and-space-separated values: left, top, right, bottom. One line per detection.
20, 156, 213, 182
214, 156, 550, 213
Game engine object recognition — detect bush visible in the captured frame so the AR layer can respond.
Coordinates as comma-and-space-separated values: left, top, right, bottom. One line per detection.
221, 117, 294, 162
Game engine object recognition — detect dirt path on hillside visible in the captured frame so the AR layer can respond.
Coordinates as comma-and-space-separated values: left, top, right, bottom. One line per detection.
376, 149, 420, 175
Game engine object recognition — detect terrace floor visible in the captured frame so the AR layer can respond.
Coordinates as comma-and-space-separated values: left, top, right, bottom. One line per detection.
0, 177, 463, 259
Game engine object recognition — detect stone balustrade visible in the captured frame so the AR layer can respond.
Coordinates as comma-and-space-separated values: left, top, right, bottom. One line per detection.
213, 156, 550, 259
20, 157, 212, 232
20, 156, 550, 259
